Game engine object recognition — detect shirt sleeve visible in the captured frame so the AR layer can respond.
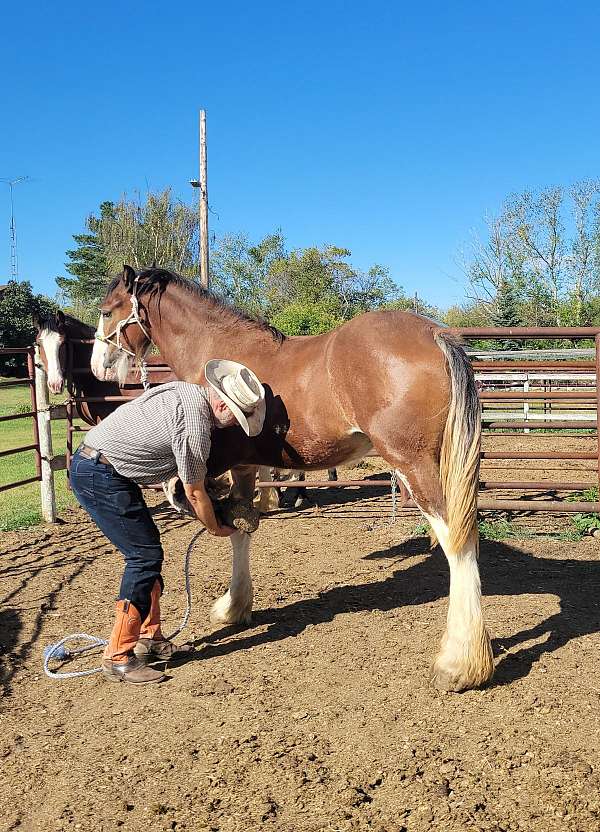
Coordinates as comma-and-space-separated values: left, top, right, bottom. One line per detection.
171, 392, 212, 484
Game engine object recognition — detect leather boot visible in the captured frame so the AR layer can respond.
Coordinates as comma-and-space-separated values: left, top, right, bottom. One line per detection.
102, 599, 165, 684
134, 581, 193, 663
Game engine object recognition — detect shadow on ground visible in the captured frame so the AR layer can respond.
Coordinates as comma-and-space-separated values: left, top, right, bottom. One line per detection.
189, 537, 600, 689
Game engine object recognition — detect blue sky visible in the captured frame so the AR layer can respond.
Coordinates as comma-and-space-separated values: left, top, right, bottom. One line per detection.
1, 1, 599, 309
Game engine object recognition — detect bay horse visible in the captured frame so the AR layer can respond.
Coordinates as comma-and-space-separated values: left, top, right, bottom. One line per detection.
91, 266, 493, 692
33, 310, 175, 424
33, 312, 293, 509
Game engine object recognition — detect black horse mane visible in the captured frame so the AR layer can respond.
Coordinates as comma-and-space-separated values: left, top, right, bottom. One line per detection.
35, 311, 95, 338
104, 267, 286, 344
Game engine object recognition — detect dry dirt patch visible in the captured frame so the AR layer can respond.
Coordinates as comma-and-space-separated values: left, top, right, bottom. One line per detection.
1, 483, 600, 831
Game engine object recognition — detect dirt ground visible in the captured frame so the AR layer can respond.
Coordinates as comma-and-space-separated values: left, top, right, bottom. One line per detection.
2, 452, 600, 832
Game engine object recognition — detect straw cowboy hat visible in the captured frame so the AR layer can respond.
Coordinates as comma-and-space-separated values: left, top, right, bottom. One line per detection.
204, 359, 266, 437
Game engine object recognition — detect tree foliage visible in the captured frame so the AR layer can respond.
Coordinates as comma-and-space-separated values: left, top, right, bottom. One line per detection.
0, 281, 56, 375
97, 189, 199, 277
56, 201, 115, 321
210, 235, 405, 334
464, 180, 600, 327
56, 190, 199, 319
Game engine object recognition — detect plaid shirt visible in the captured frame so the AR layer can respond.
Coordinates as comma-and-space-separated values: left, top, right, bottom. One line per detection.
85, 382, 213, 485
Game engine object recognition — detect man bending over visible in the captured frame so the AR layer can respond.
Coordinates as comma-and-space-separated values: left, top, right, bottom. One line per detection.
70, 360, 265, 685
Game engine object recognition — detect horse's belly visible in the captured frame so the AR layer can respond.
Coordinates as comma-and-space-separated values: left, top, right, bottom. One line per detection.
280, 429, 373, 470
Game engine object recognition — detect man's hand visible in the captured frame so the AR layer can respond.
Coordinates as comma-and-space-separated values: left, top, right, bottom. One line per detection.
212, 524, 237, 537
183, 478, 235, 536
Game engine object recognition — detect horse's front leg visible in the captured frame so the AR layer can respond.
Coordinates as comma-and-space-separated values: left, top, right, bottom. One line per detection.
210, 465, 257, 626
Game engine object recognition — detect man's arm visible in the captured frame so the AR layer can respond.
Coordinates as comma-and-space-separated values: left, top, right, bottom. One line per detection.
183, 479, 235, 537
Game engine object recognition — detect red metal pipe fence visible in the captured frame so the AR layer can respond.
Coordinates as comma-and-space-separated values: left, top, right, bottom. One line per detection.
0, 347, 42, 493
256, 327, 600, 513
4, 326, 600, 517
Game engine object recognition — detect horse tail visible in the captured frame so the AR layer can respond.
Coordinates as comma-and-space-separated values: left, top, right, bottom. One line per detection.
433, 330, 481, 553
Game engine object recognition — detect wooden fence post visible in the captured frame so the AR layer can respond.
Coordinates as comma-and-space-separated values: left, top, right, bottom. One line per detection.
34, 346, 57, 523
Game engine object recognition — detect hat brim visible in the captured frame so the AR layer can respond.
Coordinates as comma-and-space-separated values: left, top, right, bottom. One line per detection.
205, 359, 266, 437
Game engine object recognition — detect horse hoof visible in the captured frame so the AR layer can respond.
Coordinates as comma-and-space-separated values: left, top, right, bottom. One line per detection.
210, 592, 253, 626
430, 661, 494, 693
430, 666, 470, 693
210, 607, 252, 627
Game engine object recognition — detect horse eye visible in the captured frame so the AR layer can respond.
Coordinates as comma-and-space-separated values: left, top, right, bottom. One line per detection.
102, 311, 112, 319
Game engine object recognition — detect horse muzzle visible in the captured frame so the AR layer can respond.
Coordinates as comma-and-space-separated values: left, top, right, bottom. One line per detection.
103, 350, 118, 370
48, 376, 64, 395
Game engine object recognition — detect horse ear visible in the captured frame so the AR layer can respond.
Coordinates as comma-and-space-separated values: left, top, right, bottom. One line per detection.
122, 264, 136, 293
55, 310, 66, 326
151, 260, 157, 269
32, 312, 41, 329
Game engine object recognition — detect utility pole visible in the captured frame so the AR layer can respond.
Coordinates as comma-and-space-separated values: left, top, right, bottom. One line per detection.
1, 176, 29, 279
190, 110, 209, 289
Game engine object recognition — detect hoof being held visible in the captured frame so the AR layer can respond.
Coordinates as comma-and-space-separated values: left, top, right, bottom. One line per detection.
214, 498, 260, 533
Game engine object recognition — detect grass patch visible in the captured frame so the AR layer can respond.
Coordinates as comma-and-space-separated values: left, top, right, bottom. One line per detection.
566, 486, 600, 537
567, 485, 599, 503
478, 519, 535, 541
411, 517, 582, 543
0, 470, 77, 531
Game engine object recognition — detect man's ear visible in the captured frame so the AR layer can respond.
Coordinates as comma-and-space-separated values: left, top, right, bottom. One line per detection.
122, 264, 137, 293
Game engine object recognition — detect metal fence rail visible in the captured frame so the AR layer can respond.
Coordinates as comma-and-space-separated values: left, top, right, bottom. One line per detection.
0, 347, 41, 493
3, 326, 600, 519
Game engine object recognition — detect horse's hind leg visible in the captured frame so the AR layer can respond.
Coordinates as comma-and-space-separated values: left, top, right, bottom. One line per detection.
257, 466, 281, 513
380, 451, 492, 692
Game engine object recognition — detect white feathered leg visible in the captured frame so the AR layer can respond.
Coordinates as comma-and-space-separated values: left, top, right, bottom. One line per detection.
210, 531, 253, 625
426, 514, 493, 692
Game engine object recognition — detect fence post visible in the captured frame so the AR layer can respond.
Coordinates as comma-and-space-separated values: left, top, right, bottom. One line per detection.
34, 346, 57, 523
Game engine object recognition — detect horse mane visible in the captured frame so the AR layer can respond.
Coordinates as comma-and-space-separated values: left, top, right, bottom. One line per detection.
104, 267, 286, 344
37, 312, 95, 338
63, 314, 96, 337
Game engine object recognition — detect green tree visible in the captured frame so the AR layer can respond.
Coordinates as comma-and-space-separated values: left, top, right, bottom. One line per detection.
210, 231, 285, 315
492, 280, 522, 350
211, 234, 406, 327
464, 180, 600, 328
56, 201, 114, 316
443, 303, 489, 328
271, 301, 342, 335
0, 281, 56, 376
97, 189, 198, 277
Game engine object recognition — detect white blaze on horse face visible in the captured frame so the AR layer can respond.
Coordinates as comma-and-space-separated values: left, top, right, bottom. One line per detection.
39, 329, 64, 394
91, 314, 110, 380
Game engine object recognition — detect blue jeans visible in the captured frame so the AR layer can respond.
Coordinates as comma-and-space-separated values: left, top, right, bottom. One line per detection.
70, 446, 164, 621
